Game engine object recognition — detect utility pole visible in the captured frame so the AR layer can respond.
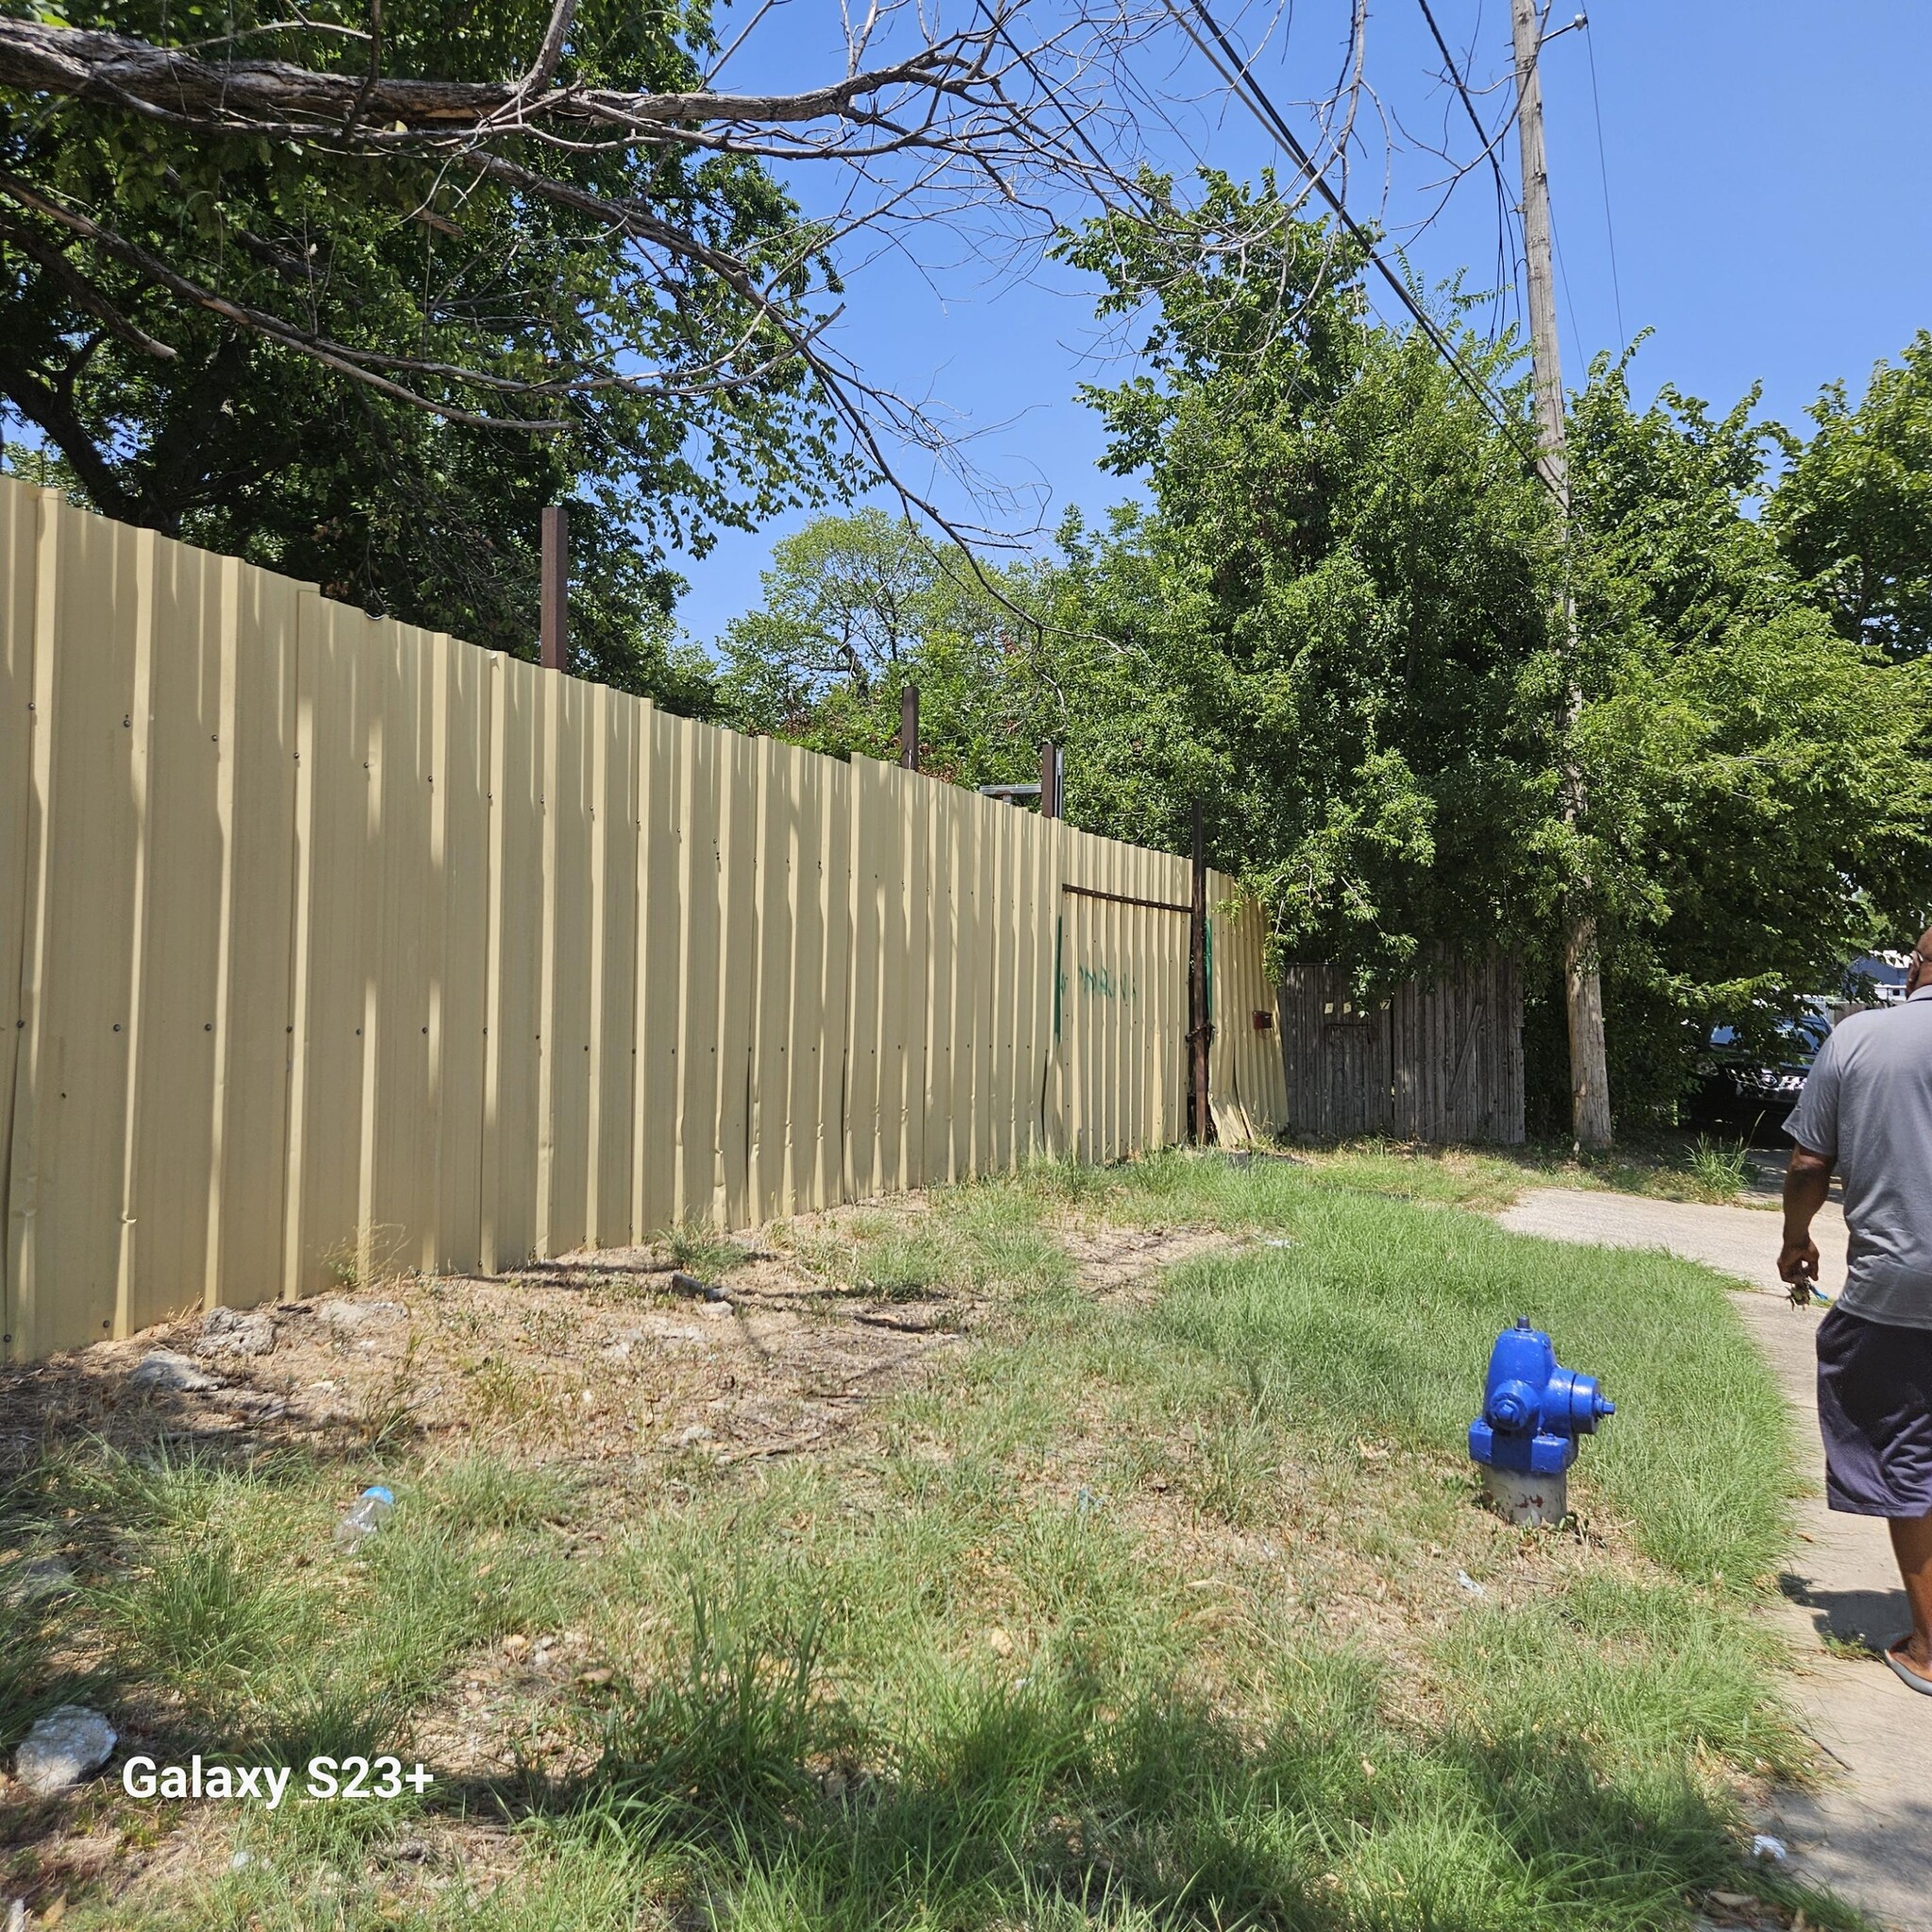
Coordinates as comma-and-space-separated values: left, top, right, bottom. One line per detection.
899, 683, 920, 772
1510, 0, 1612, 1149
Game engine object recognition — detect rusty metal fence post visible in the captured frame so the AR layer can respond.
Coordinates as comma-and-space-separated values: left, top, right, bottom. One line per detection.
540, 504, 569, 672
1189, 800, 1213, 1144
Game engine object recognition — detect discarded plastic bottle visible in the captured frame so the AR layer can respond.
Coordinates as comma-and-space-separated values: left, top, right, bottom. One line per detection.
333, 1485, 394, 1553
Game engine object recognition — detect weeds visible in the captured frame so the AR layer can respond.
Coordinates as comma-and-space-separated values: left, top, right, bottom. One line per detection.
657, 1221, 756, 1280
1688, 1133, 1753, 1202
2, 1151, 1844, 1932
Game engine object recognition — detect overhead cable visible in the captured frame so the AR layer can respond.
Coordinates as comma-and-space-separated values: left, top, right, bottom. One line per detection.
1166, 0, 1562, 500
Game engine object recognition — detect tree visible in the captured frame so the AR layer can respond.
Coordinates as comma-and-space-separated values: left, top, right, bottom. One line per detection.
1771, 331, 1932, 660
1047, 174, 1567, 987
0, 0, 1162, 515
0, 0, 1183, 691
718, 508, 1050, 774
712, 189, 1932, 1141
1560, 355, 1932, 1119
0, 0, 863, 692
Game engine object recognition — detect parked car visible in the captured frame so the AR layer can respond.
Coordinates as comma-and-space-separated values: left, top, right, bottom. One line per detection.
1689, 1006, 1832, 1141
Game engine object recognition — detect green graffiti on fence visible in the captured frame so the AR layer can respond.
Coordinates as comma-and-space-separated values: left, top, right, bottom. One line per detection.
1063, 961, 1138, 1003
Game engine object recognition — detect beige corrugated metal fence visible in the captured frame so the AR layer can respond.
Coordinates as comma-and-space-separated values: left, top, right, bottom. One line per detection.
0, 480, 1286, 1361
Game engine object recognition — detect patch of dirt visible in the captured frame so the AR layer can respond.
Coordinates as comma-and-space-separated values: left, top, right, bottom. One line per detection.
0, 1199, 1246, 1486
1059, 1224, 1233, 1300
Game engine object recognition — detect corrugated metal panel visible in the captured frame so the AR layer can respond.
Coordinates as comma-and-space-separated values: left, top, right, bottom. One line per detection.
0, 484, 42, 1357
427, 627, 491, 1270
1204, 871, 1288, 1144
0, 477, 1300, 1358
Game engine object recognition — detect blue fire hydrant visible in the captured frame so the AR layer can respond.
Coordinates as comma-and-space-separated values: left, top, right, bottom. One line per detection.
1468, 1318, 1614, 1525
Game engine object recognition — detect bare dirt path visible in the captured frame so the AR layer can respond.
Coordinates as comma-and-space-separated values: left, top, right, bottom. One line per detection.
1499, 1187, 1931, 1932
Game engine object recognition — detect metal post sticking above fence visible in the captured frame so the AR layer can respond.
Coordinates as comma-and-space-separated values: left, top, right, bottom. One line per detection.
899, 683, 920, 772
1189, 800, 1213, 1145
1039, 742, 1062, 819
541, 504, 569, 672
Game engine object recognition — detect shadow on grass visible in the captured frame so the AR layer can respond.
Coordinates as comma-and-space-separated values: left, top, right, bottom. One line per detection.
459, 1599, 1849, 1932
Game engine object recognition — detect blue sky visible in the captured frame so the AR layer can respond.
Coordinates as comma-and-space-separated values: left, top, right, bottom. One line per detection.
673, 0, 1932, 645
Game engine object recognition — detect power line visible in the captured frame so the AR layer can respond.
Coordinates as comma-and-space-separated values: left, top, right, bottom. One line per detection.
1167, 0, 1562, 502
1583, 12, 1626, 345
1413, 0, 1524, 338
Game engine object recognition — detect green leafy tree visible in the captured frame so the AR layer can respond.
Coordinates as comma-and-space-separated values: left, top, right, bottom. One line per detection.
1770, 330, 1932, 659
1560, 356, 1932, 1119
0, 0, 841, 697
1048, 173, 1566, 986
0, 0, 1169, 695
714, 188, 1932, 1135
718, 508, 1053, 776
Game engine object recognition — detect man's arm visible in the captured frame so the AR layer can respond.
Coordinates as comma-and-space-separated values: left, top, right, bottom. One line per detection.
1780, 1145, 1833, 1286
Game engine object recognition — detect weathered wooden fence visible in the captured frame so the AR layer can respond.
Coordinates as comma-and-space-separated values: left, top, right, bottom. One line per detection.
1275, 951, 1524, 1143
0, 480, 1285, 1360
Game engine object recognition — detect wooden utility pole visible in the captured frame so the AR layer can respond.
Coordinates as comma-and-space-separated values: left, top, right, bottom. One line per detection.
899, 683, 920, 771
1510, 0, 1612, 1149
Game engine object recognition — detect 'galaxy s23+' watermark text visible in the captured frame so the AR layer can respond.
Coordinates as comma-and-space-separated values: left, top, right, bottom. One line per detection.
122, 1755, 434, 1808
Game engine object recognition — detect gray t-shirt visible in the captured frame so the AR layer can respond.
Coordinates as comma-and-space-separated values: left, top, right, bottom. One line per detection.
1785, 989, 1932, 1329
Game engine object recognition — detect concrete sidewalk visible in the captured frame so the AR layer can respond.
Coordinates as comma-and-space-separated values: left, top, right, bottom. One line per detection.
1499, 1188, 1931, 1932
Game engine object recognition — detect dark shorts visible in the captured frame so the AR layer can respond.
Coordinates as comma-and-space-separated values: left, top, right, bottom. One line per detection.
1816, 1305, 1932, 1517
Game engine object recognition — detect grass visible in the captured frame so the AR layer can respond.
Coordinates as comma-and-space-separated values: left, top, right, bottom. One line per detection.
1284, 1132, 1777, 1212
1686, 1135, 1754, 1205
0, 1150, 1857, 1931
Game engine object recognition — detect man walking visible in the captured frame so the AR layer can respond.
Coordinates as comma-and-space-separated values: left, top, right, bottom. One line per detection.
1781, 930, 1932, 1695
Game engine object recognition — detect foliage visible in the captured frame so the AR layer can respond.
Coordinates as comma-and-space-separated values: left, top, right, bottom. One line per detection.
0, 0, 837, 699
1559, 356, 1932, 1119
1040, 174, 1568, 985
716, 509, 1050, 773
1771, 329, 1932, 659
716, 274, 1932, 1126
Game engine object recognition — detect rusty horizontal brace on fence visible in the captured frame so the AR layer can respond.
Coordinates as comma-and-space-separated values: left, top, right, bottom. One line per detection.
1060, 881, 1192, 915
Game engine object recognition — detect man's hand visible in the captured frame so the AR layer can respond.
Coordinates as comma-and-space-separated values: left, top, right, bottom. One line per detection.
1778, 1233, 1821, 1304
1782, 1143, 1834, 1307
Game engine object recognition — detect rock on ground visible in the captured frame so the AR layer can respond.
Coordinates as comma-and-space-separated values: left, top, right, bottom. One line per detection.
127, 1348, 219, 1393
5, 1557, 75, 1605
313, 1299, 408, 1328
193, 1305, 278, 1357
14, 1707, 116, 1795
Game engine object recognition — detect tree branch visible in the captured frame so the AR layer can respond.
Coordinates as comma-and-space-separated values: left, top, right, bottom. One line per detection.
0, 339, 149, 521
0, 217, 177, 358
0, 16, 991, 139
0, 172, 570, 431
